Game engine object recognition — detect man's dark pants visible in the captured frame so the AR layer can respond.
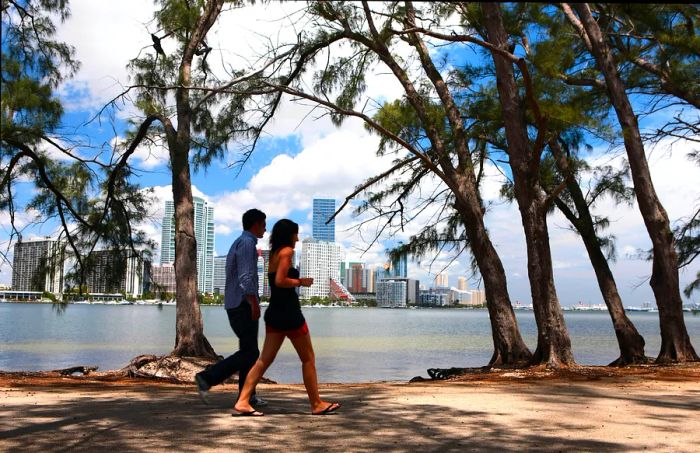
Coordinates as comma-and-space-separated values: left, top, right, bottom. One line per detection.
198, 300, 259, 397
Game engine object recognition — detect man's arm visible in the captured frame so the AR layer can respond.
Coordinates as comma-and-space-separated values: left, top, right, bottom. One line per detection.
236, 238, 260, 320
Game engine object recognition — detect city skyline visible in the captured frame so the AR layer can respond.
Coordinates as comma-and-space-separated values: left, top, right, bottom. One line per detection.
1, 1, 698, 309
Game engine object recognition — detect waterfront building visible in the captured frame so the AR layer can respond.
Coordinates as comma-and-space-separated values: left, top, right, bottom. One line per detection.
83, 250, 147, 298
257, 249, 265, 296
419, 287, 455, 306
312, 198, 336, 242
160, 197, 215, 294
347, 262, 365, 293
299, 238, 341, 300
260, 249, 271, 297
453, 288, 472, 305
457, 277, 468, 291
151, 263, 176, 294
345, 263, 377, 294
470, 289, 486, 305
213, 256, 227, 295
11, 239, 65, 294
339, 261, 347, 286
376, 278, 419, 308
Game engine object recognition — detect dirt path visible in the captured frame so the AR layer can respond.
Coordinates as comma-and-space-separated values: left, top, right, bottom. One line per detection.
1, 366, 699, 452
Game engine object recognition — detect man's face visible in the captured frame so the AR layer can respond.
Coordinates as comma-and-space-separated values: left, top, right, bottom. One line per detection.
251, 219, 266, 239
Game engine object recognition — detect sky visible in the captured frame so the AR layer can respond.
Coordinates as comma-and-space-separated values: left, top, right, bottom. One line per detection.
1, 1, 699, 307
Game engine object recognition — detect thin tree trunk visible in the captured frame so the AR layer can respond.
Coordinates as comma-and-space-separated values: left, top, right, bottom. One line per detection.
169, 140, 215, 358
455, 178, 532, 366
357, 1, 531, 366
482, 2, 575, 367
402, 2, 531, 366
168, 0, 224, 359
572, 3, 698, 363
550, 141, 647, 365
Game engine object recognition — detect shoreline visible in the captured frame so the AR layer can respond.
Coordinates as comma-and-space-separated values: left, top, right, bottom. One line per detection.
3, 300, 699, 312
2, 364, 699, 452
2, 361, 699, 386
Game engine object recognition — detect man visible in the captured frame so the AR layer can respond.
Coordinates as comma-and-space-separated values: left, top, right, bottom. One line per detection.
195, 208, 267, 408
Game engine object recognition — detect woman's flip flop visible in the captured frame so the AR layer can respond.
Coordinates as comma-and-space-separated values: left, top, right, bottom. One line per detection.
312, 402, 341, 415
232, 409, 264, 417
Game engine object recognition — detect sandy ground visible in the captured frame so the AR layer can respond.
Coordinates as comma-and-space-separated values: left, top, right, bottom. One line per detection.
1, 365, 699, 452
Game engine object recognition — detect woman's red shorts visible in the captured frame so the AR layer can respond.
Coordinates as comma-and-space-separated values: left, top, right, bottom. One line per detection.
265, 321, 309, 338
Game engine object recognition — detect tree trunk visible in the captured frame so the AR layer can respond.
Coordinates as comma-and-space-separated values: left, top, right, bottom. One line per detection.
169, 143, 216, 358
400, 4, 531, 367
167, 0, 224, 359
550, 142, 647, 365
455, 178, 532, 366
573, 3, 698, 363
482, 3, 575, 367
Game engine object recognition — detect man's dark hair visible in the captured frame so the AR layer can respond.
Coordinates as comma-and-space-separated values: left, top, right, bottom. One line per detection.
242, 209, 266, 230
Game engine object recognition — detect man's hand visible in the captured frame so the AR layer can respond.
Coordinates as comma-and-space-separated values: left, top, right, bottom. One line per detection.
247, 295, 260, 320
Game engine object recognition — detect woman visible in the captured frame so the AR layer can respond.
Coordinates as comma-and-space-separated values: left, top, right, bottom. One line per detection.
233, 219, 341, 416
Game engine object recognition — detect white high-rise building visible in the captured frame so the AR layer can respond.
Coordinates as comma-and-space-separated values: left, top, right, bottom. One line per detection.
83, 250, 147, 298
160, 196, 215, 294
376, 278, 419, 308
299, 238, 340, 300
470, 289, 487, 305
160, 201, 176, 265
12, 239, 65, 294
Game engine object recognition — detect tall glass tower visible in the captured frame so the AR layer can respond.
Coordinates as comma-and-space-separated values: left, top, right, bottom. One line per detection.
160, 196, 215, 294
312, 198, 336, 242
391, 253, 408, 278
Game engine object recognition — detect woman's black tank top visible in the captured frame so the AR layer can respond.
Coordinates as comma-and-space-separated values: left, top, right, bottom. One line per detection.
264, 267, 305, 330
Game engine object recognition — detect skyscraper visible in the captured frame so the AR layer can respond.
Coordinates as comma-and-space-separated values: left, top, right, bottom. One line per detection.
390, 253, 408, 278
312, 198, 335, 242
260, 249, 271, 298
12, 239, 64, 293
83, 250, 146, 297
299, 238, 341, 299
434, 272, 449, 288
160, 196, 215, 293
213, 256, 227, 295
457, 276, 468, 291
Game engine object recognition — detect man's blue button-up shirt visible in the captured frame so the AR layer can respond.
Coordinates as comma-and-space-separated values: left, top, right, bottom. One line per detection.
224, 230, 259, 309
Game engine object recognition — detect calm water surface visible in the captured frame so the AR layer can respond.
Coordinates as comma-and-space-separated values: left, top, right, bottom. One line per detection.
1, 302, 699, 383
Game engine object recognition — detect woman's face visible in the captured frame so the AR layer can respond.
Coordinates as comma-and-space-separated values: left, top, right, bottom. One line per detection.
291, 231, 299, 248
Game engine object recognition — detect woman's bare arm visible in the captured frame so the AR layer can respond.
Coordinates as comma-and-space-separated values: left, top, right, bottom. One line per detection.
274, 247, 300, 288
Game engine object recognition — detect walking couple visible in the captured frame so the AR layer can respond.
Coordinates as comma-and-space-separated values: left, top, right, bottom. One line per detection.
194, 208, 341, 417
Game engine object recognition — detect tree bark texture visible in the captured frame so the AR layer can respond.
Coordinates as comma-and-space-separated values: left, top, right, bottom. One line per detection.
573, 3, 698, 363
454, 177, 532, 366
482, 3, 575, 367
360, 1, 531, 366
550, 142, 647, 365
168, 0, 224, 359
401, 2, 531, 366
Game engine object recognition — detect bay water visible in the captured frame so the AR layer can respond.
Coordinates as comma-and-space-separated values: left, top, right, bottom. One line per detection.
1, 302, 699, 383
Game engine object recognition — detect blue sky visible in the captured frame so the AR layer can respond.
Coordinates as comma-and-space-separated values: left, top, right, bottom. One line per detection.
2, 1, 699, 307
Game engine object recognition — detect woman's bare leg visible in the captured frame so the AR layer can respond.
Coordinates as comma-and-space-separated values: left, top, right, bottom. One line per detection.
233, 332, 285, 413
289, 332, 339, 414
